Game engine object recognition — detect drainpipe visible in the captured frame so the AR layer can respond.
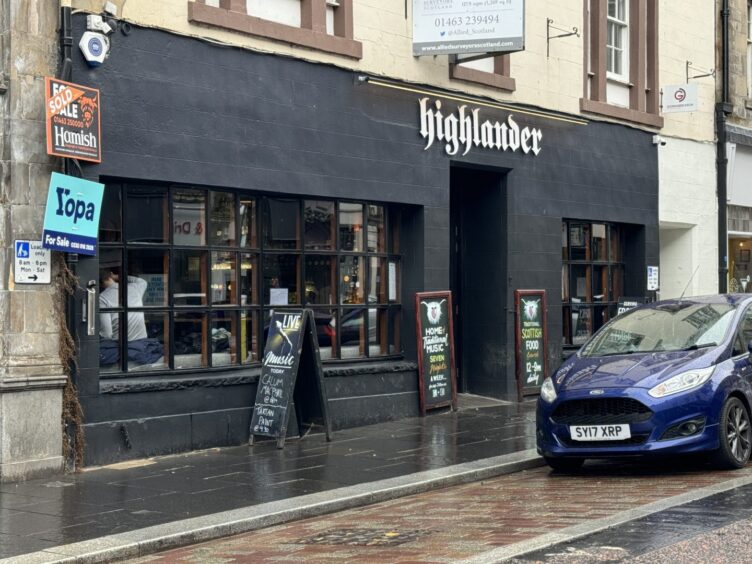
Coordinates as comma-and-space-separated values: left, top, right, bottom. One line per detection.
717, 0, 732, 293
60, 1, 73, 81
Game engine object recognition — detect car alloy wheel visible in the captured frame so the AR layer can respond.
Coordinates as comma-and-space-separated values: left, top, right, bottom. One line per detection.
715, 397, 752, 469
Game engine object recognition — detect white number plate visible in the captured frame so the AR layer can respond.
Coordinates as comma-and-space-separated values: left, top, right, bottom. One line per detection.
569, 424, 631, 441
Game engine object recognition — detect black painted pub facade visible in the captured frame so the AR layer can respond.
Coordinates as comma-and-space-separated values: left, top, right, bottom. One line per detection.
69, 18, 658, 465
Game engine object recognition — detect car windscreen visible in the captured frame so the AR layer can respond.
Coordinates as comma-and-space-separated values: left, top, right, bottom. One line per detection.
580, 303, 737, 358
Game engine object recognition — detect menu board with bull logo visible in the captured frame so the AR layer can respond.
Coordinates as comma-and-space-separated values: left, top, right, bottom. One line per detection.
249, 309, 331, 448
415, 291, 457, 414
514, 290, 548, 399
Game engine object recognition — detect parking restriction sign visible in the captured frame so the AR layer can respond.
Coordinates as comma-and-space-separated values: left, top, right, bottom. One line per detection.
14, 240, 51, 284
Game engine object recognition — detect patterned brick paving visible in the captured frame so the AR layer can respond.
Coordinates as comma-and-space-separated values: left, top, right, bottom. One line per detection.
129, 462, 752, 563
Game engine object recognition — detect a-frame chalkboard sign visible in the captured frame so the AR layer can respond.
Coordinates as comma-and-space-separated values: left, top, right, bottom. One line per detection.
249, 309, 332, 449
415, 291, 457, 415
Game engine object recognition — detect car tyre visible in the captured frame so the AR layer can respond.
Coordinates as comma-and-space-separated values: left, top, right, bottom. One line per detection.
544, 456, 585, 473
714, 397, 752, 470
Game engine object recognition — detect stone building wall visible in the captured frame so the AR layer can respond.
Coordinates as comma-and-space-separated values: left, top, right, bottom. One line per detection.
0, 0, 67, 482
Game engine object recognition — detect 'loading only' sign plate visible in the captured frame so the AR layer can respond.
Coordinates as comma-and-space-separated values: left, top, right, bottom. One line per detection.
14, 240, 51, 284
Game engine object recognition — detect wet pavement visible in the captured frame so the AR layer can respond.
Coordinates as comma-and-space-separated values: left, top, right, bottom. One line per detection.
0, 398, 536, 561
125, 458, 752, 563
516, 480, 752, 563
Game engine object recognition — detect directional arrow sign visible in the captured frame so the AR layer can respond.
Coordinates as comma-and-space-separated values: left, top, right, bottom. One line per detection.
14, 240, 51, 284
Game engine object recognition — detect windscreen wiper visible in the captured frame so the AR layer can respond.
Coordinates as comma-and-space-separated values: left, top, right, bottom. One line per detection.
680, 343, 717, 351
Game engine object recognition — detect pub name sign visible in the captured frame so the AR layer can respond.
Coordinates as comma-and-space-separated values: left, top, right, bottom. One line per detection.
419, 98, 542, 157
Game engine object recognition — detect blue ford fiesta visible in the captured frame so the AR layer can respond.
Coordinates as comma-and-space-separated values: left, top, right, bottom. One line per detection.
537, 295, 752, 471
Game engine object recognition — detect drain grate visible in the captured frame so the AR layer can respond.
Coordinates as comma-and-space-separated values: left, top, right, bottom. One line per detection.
296, 528, 429, 546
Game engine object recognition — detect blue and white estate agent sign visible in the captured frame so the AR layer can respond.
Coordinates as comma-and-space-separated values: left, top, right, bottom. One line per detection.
42, 172, 104, 256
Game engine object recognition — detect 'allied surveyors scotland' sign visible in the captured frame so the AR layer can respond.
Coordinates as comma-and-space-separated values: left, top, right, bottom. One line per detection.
413, 0, 525, 56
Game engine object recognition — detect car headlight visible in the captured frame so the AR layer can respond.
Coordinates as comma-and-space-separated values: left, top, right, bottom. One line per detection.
540, 377, 557, 403
648, 366, 715, 398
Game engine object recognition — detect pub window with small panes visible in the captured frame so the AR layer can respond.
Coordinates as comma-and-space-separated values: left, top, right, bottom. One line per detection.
562, 220, 625, 346
97, 182, 402, 376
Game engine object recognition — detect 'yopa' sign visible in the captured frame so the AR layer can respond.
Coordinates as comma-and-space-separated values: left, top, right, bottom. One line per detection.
419, 98, 542, 157
42, 172, 104, 256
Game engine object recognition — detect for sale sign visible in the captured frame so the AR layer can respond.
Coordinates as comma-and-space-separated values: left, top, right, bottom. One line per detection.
44, 77, 101, 163
42, 172, 104, 256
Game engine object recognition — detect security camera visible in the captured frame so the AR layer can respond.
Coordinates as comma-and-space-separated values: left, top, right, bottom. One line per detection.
79, 31, 110, 67
652, 135, 667, 146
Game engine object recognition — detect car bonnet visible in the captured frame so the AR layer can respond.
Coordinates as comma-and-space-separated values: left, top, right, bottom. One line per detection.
555, 349, 712, 391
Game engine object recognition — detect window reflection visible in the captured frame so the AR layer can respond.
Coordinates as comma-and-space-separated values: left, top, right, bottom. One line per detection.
311, 308, 337, 360
339, 203, 364, 251
367, 205, 385, 253
209, 192, 236, 246
174, 312, 206, 369
211, 251, 236, 305
240, 253, 258, 305
263, 254, 300, 305
262, 198, 300, 250
173, 250, 207, 306
99, 184, 122, 243
240, 310, 258, 364
240, 197, 257, 248
127, 312, 168, 372
173, 189, 206, 246
305, 200, 335, 250
305, 256, 335, 305
368, 257, 386, 304
340, 308, 365, 358
126, 186, 168, 243
340, 256, 364, 304
211, 311, 236, 367
128, 249, 168, 307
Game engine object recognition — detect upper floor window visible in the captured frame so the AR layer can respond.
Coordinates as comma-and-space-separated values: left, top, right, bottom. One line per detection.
606, 0, 628, 79
188, 0, 362, 59
581, 0, 662, 128
449, 54, 516, 92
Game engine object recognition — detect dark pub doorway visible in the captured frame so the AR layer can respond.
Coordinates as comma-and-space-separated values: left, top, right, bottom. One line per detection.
450, 165, 508, 399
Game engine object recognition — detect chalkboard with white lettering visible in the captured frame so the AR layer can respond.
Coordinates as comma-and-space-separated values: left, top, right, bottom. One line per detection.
514, 290, 548, 399
249, 309, 331, 448
415, 291, 457, 415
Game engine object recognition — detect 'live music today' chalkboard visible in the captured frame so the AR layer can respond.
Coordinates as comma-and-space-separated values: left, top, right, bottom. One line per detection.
514, 290, 548, 399
415, 291, 457, 414
249, 309, 331, 448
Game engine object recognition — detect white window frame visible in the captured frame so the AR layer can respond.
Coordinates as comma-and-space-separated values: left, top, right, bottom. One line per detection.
606, 0, 629, 82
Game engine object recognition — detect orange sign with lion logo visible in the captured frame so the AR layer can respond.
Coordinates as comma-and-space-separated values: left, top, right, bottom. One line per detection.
45, 77, 102, 163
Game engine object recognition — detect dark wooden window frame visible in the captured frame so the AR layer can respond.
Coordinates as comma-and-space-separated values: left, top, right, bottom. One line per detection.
581, 0, 663, 128
99, 183, 402, 378
187, 0, 362, 59
449, 54, 516, 92
562, 220, 625, 347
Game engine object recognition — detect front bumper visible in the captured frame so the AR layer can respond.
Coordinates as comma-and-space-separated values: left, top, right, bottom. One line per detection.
537, 385, 721, 459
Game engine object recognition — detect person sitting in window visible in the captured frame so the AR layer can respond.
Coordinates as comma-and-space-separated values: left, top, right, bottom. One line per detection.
99, 269, 162, 366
